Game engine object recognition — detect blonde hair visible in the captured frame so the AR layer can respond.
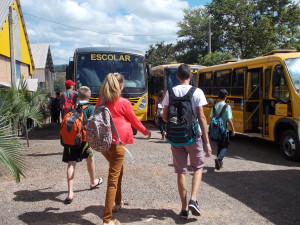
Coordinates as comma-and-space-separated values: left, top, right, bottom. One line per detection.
100, 73, 124, 102
78, 86, 91, 100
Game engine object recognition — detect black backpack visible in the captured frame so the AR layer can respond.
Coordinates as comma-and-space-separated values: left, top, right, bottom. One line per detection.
166, 87, 199, 146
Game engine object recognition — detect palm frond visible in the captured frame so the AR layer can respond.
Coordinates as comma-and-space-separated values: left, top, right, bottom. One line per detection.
0, 117, 27, 183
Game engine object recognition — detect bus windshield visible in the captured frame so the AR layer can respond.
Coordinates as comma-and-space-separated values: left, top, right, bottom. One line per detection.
166, 68, 198, 90
76, 53, 146, 95
285, 57, 300, 94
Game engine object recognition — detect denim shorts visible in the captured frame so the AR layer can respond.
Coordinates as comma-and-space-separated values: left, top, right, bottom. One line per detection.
171, 136, 205, 174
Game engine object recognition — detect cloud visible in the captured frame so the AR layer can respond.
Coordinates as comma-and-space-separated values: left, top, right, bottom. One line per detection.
20, 0, 190, 64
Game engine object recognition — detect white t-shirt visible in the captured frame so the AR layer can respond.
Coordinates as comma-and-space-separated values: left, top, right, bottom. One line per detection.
162, 85, 208, 115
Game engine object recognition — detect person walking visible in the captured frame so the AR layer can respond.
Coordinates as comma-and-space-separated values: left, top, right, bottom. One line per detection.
62, 86, 103, 204
210, 89, 235, 170
95, 73, 151, 225
162, 64, 212, 219
155, 90, 166, 140
51, 92, 61, 124
60, 80, 78, 118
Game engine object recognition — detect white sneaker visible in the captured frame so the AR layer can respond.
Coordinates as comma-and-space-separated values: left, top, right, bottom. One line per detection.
103, 219, 121, 225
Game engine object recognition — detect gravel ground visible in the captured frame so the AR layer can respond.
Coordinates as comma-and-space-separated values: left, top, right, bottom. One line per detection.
0, 122, 300, 225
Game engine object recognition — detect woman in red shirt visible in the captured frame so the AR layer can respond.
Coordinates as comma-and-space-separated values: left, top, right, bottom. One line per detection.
95, 73, 151, 225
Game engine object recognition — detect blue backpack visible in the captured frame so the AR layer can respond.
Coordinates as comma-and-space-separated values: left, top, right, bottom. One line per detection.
209, 104, 228, 142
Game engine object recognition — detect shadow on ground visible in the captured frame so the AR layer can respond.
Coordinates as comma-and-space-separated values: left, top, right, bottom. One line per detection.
18, 205, 197, 225
13, 187, 90, 203
203, 169, 300, 225
28, 124, 60, 140
215, 134, 300, 167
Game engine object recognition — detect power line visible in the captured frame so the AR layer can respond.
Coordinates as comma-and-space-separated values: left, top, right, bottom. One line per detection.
23, 12, 176, 37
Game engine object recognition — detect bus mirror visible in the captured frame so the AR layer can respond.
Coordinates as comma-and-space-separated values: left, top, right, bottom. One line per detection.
146, 64, 153, 79
66, 61, 74, 80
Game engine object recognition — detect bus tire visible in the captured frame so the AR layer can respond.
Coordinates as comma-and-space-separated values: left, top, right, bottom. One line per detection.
154, 115, 159, 128
132, 127, 137, 135
280, 130, 300, 161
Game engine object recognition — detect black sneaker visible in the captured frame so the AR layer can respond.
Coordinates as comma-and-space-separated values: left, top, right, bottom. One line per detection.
215, 159, 221, 170
188, 199, 201, 216
180, 210, 189, 219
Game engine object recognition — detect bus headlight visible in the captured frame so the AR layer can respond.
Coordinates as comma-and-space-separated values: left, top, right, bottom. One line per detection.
138, 96, 147, 110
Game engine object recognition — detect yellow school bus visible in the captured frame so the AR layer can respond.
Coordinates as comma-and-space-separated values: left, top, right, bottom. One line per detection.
148, 63, 205, 123
197, 49, 300, 161
66, 47, 148, 122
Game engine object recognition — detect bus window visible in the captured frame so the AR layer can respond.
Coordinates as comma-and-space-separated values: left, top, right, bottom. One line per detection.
212, 70, 231, 95
199, 72, 212, 95
265, 69, 271, 98
285, 57, 300, 94
272, 65, 290, 102
166, 68, 179, 90
232, 68, 244, 96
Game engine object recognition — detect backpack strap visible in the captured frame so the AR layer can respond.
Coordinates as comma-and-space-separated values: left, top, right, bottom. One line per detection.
168, 88, 175, 102
69, 90, 75, 103
184, 86, 197, 100
218, 104, 228, 118
212, 105, 217, 117
99, 106, 123, 145
62, 93, 67, 102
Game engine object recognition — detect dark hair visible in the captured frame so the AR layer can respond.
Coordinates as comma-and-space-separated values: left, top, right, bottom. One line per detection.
158, 90, 165, 100
55, 92, 60, 96
177, 64, 191, 80
218, 89, 228, 100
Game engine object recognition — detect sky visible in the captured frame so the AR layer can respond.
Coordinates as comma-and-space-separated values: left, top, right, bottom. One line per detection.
20, 0, 212, 65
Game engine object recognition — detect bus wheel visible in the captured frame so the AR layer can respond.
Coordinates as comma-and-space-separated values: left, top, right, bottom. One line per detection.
132, 127, 137, 135
154, 115, 159, 128
280, 130, 300, 161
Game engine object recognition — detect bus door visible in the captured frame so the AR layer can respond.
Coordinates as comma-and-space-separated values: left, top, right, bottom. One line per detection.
148, 72, 164, 121
244, 68, 263, 135
262, 67, 273, 137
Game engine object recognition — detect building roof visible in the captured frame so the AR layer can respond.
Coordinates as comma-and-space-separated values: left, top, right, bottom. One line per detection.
0, 0, 14, 30
30, 44, 54, 71
0, 0, 35, 70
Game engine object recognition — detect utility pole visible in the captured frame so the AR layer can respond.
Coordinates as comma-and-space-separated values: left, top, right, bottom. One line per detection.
9, 6, 17, 88
208, 20, 212, 54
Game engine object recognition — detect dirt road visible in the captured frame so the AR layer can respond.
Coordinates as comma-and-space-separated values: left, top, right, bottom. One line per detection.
0, 123, 299, 225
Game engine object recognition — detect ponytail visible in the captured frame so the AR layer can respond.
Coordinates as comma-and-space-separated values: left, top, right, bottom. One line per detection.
100, 73, 124, 102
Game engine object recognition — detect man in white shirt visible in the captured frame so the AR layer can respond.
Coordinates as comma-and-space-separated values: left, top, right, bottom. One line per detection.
162, 64, 212, 219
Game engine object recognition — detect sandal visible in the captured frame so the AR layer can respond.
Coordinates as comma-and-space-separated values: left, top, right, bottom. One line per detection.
63, 198, 73, 204
90, 177, 104, 190
112, 201, 124, 212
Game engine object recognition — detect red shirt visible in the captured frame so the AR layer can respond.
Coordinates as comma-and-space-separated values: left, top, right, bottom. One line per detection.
95, 97, 148, 145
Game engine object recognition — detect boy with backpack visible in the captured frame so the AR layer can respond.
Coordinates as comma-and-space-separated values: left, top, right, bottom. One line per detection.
155, 90, 166, 140
162, 64, 212, 219
60, 80, 78, 118
209, 89, 235, 170
61, 86, 103, 204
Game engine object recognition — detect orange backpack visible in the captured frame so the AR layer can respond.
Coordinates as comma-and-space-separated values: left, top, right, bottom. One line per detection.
60, 105, 89, 148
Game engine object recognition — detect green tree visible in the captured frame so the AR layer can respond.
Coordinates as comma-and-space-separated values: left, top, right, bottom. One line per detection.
207, 0, 300, 58
54, 76, 66, 93
176, 7, 211, 63
145, 42, 176, 66
198, 51, 234, 66
54, 64, 68, 72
